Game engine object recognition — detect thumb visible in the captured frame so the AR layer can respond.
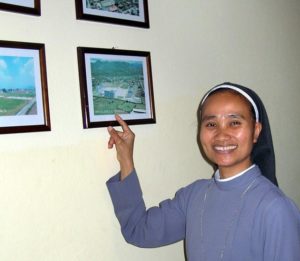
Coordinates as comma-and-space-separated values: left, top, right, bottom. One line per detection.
107, 126, 117, 148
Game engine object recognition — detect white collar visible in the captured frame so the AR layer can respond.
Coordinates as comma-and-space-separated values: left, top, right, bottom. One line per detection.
215, 165, 256, 182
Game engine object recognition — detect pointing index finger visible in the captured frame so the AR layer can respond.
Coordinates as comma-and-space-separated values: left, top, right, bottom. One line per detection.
115, 114, 130, 131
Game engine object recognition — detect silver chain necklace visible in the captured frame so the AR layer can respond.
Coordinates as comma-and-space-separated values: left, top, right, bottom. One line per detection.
199, 177, 257, 260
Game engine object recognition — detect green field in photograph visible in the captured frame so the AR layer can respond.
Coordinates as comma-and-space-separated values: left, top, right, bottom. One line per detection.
0, 97, 28, 116
93, 96, 145, 115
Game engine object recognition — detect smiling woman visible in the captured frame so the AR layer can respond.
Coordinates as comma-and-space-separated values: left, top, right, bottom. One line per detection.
106, 82, 300, 261
199, 90, 262, 179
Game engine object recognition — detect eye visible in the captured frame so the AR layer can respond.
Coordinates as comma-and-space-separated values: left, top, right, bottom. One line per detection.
205, 121, 217, 128
230, 121, 241, 127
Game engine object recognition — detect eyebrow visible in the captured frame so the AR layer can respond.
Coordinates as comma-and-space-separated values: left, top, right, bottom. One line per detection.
201, 113, 245, 122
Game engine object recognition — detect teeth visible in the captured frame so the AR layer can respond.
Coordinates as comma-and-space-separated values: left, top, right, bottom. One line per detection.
214, 145, 237, 151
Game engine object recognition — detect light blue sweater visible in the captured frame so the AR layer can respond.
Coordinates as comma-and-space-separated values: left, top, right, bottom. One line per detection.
107, 166, 300, 260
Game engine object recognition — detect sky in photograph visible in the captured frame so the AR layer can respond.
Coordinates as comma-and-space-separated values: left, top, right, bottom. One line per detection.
0, 56, 35, 89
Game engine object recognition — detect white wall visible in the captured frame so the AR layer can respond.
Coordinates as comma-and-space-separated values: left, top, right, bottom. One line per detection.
0, 1, 299, 260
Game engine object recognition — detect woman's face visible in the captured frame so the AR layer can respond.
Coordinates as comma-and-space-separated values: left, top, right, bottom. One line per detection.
199, 91, 262, 178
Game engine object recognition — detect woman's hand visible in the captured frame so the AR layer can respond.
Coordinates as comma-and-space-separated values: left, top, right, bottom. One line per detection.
107, 115, 135, 180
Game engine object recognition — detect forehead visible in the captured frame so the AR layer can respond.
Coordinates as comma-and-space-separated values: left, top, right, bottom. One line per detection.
201, 90, 252, 115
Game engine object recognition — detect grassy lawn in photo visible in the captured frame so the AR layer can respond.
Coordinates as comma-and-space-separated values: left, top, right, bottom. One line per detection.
93, 96, 146, 115
0, 96, 28, 116
0, 91, 36, 116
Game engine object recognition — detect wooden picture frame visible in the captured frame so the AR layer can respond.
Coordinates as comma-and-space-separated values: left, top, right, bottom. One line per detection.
75, 0, 149, 28
0, 40, 51, 134
77, 47, 155, 128
0, 0, 41, 16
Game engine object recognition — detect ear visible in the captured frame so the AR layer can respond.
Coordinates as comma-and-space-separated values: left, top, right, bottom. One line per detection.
253, 122, 262, 143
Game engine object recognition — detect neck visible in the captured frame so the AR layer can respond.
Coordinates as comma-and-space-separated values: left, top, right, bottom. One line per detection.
219, 163, 253, 179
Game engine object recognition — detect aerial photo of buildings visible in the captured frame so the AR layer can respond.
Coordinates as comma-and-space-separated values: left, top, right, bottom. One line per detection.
86, 0, 140, 16
91, 58, 146, 115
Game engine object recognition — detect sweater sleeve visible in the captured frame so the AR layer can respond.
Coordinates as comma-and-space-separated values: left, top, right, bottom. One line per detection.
106, 170, 186, 248
262, 196, 300, 261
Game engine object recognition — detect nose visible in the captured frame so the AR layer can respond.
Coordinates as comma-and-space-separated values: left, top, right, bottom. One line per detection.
214, 125, 231, 141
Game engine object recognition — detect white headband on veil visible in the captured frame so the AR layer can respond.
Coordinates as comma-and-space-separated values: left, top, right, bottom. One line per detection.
201, 84, 260, 122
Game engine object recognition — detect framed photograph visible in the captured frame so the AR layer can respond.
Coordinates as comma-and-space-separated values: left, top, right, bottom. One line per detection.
75, 0, 149, 28
0, 40, 50, 134
77, 47, 155, 128
0, 0, 41, 16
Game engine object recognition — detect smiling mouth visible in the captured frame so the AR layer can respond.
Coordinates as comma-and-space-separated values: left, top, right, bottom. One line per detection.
214, 145, 237, 152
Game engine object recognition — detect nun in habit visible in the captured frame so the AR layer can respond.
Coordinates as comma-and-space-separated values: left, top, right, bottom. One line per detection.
106, 83, 300, 261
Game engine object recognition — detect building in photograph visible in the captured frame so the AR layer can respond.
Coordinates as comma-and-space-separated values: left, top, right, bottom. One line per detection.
97, 85, 142, 104
87, 0, 118, 12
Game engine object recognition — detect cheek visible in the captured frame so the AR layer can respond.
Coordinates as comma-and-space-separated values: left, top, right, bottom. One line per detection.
235, 128, 255, 144
199, 128, 211, 147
